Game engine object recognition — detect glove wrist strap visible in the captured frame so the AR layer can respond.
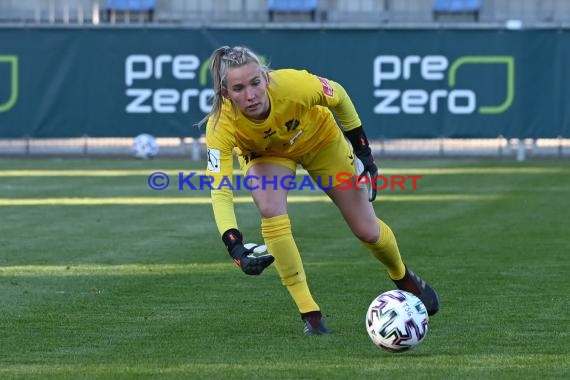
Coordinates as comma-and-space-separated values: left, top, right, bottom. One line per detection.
222, 228, 243, 256
344, 126, 371, 155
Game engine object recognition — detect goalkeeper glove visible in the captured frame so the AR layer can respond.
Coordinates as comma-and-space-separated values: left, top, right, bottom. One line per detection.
344, 126, 378, 202
222, 228, 274, 275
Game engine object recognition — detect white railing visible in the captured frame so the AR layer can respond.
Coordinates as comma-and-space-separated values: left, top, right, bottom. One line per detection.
1, 137, 569, 161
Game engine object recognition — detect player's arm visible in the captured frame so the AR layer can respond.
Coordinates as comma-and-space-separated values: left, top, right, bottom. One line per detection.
344, 125, 378, 201
307, 73, 379, 201
207, 148, 238, 234
206, 122, 274, 275
307, 73, 361, 131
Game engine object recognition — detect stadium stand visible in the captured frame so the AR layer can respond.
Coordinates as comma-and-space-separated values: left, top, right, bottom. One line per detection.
0, 0, 569, 25
267, 0, 319, 22
433, 0, 481, 21
105, 0, 155, 23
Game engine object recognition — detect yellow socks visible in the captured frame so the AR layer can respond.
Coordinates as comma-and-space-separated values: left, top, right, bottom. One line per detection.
261, 214, 320, 314
260, 216, 404, 312
361, 219, 406, 280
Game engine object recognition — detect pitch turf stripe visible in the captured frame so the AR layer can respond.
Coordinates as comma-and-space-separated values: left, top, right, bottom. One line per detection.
0, 194, 499, 206
0, 353, 567, 372
0, 167, 565, 177
0, 263, 231, 276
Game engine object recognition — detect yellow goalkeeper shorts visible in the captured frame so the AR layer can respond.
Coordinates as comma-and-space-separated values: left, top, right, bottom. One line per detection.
237, 131, 357, 189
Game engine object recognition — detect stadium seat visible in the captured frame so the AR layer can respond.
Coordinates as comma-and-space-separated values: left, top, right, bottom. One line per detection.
267, 0, 319, 22
106, 0, 155, 22
433, 0, 481, 21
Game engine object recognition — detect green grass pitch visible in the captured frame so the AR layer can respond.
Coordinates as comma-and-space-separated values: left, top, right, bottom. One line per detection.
0, 158, 568, 379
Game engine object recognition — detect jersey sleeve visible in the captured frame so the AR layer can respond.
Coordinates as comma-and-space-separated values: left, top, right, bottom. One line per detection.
301, 70, 362, 131
205, 118, 238, 236
271, 69, 362, 131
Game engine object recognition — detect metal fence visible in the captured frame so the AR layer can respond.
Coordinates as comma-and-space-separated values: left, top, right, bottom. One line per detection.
1, 137, 569, 161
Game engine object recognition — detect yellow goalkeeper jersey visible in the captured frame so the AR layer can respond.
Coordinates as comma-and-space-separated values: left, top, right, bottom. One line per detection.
205, 68, 362, 234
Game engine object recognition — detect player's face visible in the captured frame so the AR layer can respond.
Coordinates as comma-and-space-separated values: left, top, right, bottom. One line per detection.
224, 62, 270, 120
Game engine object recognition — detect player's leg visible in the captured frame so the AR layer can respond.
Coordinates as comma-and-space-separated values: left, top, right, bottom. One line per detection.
325, 183, 439, 315
243, 158, 328, 334
302, 133, 405, 278
304, 134, 440, 316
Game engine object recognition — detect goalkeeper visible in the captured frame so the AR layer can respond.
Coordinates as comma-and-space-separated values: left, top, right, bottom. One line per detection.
200, 46, 439, 336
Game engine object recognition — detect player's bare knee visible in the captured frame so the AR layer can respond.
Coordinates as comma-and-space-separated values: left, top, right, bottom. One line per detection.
353, 225, 379, 243
257, 204, 287, 218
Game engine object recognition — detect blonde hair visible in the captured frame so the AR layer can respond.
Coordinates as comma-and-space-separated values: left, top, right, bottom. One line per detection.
197, 46, 269, 129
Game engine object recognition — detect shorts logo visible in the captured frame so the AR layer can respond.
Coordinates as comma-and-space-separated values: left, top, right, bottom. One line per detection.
0, 55, 18, 113
207, 148, 221, 173
317, 76, 334, 97
243, 152, 262, 164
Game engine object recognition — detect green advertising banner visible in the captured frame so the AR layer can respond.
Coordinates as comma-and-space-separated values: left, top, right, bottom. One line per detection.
0, 27, 568, 139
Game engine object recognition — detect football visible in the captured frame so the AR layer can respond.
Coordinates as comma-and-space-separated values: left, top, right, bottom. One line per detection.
365, 290, 429, 352
133, 133, 159, 159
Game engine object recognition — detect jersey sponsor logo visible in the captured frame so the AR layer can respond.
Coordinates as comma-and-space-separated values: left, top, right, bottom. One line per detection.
317, 76, 334, 97
285, 119, 301, 132
207, 148, 221, 172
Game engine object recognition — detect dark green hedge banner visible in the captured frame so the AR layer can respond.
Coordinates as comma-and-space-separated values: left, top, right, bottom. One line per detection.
0, 27, 568, 138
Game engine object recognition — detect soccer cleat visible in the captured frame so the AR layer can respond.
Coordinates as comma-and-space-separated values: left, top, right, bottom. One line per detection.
301, 311, 329, 336
393, 267, 440, 316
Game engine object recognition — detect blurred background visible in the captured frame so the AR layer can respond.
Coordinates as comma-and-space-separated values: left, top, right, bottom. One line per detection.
0, 0, 569, 159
